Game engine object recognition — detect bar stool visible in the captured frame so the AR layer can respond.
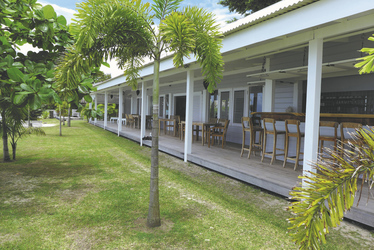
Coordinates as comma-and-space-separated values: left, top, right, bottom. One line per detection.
283, 119, 304, 170
319, 121, 339, 154
340, 122, 362, 157
241, 117, 263, 158
262, 118, 286, 165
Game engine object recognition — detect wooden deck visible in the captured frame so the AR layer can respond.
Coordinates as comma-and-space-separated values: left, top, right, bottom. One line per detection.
92, 120, 374, 228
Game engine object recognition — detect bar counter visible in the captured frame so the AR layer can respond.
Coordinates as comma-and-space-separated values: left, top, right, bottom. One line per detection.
251, 112, 374, 125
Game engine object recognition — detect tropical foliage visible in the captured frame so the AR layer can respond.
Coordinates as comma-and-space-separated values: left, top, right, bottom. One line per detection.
288, 35, 374, 249
71, 0, 224, 227
0, 0, 71, 161
79, 103, 103, 122
355, 35, 374, 74
219, 0, 280, 16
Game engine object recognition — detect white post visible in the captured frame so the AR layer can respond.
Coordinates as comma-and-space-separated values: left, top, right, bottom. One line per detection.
202, 89, 208, 122
104, 91, 108, 129
303, 38, 323, 184
184, 70, 194, 162
141, 82, 146, 146
263, 79, 275, 112
293, 81, 301, 112
88, 101, 92, 122
94, 94, 98, 123
262, 58, 274, 112
131, 95, 134, 114
118, 87, 123, 136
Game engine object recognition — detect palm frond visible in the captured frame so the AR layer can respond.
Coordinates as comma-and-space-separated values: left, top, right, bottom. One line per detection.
152, 0, 183, 20
183, 6, 224, 93
355, 35, 374, 74
288, 127, 374, 249
160, 12, 195, 68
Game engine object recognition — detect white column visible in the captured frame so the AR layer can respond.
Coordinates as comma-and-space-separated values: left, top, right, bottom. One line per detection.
141, 82, 146, 146
118, 87, 123, 136
293, 81, 302, 112
104, 91, 108, 129
303, 38, 323, 183
88, 101, 92, 122
202, 89, 208, 122
262, 58, 274, 112
263, 79, 275, 112
184, 70, 194, 162
131, 96, 134, 114
94, 94, 98, 123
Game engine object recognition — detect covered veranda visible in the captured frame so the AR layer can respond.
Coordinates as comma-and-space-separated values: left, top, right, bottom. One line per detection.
92, 119, 374, 227
90, 0, 374, 227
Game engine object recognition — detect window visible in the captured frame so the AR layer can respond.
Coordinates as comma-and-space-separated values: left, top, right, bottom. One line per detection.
209, 90, 218, 119
220, 91, 230, 120
249, 86, 263, 115
137, 98, 141, 115
233, 90, 244, 123
165, 94, 169, 117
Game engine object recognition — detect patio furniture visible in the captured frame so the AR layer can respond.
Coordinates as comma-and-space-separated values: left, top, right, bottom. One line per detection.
319, 121, 339, 154
283, 119, 304, 170
132, 114, 140, 129
340, 122, 362, 157
241, 117, 263, 158
146, 115, 153, 129
126, 114, 134, 128
110, 117, 118, 123
261, 118, 286, 165
159, 117, 177, 136
208, 119, 230, 148
166, 115, 180, 136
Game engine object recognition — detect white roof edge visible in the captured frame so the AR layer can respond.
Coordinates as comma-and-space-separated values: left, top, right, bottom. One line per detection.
221, 0, 318, 35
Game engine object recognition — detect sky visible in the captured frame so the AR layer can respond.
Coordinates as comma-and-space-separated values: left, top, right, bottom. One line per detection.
35, 0, 241, 77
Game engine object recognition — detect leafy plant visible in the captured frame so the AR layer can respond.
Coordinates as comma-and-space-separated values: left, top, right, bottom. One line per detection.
71, 0, 224, 228
288, 127, 374, 249
42, 110, 50, 119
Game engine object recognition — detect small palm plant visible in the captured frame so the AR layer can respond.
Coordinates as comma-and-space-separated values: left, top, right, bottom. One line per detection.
287, 127, 374, 249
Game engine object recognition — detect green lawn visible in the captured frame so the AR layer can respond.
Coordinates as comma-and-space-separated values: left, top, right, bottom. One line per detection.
0, 119, 373, 249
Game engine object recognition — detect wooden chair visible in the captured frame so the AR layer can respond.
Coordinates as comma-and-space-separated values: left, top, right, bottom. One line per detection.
319, 121, 339, 154
340, 122, 362, 156
146, 115, 152, 129
283, 119, 304, 170
261, 118, 286, 165
208, 119, 230, 148
126, 114, 135, 128
241, 117, 263, 158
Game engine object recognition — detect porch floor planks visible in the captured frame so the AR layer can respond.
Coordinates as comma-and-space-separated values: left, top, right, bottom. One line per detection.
92, 121, 374, 228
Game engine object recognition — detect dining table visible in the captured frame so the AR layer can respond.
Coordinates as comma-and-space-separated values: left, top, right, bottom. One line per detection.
180, 121, 220, 146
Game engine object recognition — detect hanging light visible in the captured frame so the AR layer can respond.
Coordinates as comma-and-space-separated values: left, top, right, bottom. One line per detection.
110, 95, 113, 99
203, 80, 209, 90
136, 90, 140, 96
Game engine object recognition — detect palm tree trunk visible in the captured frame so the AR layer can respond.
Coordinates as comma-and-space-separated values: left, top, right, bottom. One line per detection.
2, 110, 11, 162
68, 105, 71, 127
59, 105, 62, 136
147, 57, 161, 228
12, 143, 16, 160
28, 106, 31, 127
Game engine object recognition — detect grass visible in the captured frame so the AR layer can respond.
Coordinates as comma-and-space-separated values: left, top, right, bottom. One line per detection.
1, 119, 373, 249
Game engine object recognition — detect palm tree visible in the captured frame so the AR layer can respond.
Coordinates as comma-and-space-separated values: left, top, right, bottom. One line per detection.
287, 35, 374, 249
72, 0, 224, 227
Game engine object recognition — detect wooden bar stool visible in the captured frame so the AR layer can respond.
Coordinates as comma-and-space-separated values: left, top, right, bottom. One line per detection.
261, 118, 286, 165
340, 122, 362, 156
319, 121, 339, 154
283, 119, 304, 170
241, 117, 263, 158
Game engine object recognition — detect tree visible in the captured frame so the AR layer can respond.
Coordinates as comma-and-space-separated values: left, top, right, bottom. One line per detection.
79, 103, 103, 122
0, 0, 71, 161
72, 0, 224, 227
287, 35, 374, 249
218, 0, 281, 16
